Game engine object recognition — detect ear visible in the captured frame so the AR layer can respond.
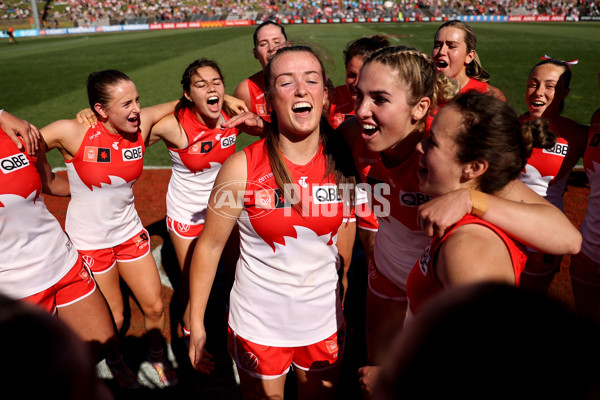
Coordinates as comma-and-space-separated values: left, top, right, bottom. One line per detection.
93, 103, 108, 120
253, 48, 259, 60
184, 91, 193, 103
411, 97, 431, 121
462, 158, 488, 181
464, 49, 475, 66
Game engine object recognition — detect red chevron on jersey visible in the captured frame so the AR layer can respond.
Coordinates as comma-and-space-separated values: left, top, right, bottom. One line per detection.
173, 107, 238, 173
0, 131, 41, 205
69, 123, 144, 190
243, 139, 343, 252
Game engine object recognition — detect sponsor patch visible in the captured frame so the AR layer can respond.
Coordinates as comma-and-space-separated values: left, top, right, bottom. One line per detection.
122, 146, 143, 161
312, 185, 341, 204
83, 146, 111, 163
0, 153, 30, 174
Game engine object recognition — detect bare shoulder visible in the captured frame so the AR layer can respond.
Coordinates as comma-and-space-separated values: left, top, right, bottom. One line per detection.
437, 222, 514, 286
41, 118, 86, 153
217, 150, 248, 183
487, 84, 507, 102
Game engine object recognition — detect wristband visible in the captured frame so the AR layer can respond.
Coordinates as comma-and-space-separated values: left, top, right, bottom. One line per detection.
469, 189, 488, 218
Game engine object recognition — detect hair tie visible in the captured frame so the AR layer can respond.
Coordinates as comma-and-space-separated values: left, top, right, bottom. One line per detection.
540, 54, 578, 66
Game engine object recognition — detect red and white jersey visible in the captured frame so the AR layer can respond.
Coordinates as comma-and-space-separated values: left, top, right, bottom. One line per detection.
65, 122, 144, 250
353, 132, 432, 290
228, 139, 344, 347
581, 119, 600, 263
520, 137, 569, 210
0, 131, 77, 299
406, 215, 527, 317
166, 108, 238, 226
328, 85, 354, 129
247, 73, 271, 123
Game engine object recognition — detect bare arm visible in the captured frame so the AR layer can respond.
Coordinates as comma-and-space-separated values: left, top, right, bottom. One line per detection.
417, 180, 581, 255
188, 151, 247, 374
139, 100, 178, 142
223, 94, 249, 116
36, 139, 70, 197
233, 79, 252, 112
0, 110, 40, 156
221, 111, 267, 137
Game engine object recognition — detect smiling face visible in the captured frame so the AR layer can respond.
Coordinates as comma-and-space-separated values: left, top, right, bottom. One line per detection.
96, 79, 141, 135
432, 26, 474, 85
525, 63, 568, 120
416, 105, 466, 196
345, 55, 364, 99
354, 61, 426, 156
267, 50, 327, 138
184, 65, 225, 126
253, 23, 288, 69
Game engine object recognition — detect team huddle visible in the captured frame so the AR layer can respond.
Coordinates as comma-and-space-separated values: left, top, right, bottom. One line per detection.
1, 19, 599, 399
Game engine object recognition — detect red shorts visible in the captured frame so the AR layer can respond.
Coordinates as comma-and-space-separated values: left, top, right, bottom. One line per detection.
227, 324, 346, 379
166, 216, 205, 239
21, 256, 96, 314
368, 257, 407, 301
78, 229, 151, 274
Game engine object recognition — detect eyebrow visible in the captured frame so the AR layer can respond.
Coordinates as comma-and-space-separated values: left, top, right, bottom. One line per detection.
275, 70, 321, 79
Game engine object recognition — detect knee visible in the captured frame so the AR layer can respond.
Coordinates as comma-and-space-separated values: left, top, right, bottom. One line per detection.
144, 298, 165, 321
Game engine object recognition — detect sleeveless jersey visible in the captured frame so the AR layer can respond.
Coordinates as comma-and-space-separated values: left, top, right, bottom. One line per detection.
166, 108, 239, 226
65, 122, 144, 250
520, 137, 569, 209
407, 215, 527, 315
353, 129, 432, 290
461, 77, 489, 94
329, 85, 355, 129
581, 118, 600, 263
0, 131, 78, 299
247, 73, 271, 123
228, 139, 344, 347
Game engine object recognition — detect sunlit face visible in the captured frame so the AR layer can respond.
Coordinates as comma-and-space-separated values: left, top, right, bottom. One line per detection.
253, 24, 288, 69
99, 80, 141, 135
525, 63, 568, 119
416, 105, 465, 196
345, 55, 364, 99
354, 61, 419, 154
432, 26, 474, 83
268, 50, 327, 138
185, 66, 225, 126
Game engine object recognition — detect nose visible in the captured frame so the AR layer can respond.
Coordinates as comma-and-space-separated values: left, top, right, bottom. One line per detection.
354, 96, 370, 119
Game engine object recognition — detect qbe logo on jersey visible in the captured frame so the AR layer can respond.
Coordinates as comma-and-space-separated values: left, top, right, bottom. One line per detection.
220, 135, 236, 149
122, 146, 143, 162
0, 153, 29, 174
312, 185, 342, 204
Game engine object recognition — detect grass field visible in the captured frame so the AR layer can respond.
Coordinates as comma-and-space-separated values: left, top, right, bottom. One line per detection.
1, 22, 599, 168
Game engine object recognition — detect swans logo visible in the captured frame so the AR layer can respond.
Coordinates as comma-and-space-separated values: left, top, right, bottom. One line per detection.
242, 352, 259, 370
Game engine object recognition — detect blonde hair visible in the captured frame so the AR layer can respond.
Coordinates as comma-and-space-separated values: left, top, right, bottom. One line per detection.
365, 46, 459, 126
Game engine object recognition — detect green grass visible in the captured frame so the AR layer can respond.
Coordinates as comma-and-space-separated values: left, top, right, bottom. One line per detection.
1, 22, 599, 168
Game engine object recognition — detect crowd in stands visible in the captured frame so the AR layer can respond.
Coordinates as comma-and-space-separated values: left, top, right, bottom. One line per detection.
1, 0, 599, 26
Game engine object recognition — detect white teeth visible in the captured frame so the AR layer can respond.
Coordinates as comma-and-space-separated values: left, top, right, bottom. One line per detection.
362, 123, 377, 131
208, 96, 218, 102
532, 102, 544, 107
292, 102, 312, 110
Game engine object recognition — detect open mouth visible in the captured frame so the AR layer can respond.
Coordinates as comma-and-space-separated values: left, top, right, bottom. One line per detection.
207, 96, 220, 112
362, 123, 379, 137
292, 101, 313, 117
436, 60, 448, 70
